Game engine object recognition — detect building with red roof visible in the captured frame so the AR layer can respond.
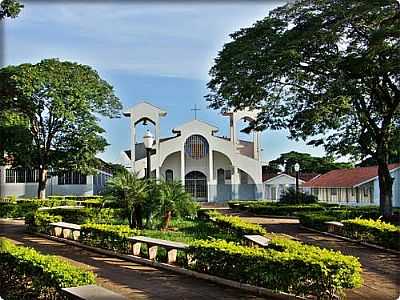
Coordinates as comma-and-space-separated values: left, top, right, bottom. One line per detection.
303, 163, 400, 206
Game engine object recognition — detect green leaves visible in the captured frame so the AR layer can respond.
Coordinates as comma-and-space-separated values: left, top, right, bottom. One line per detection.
0, 59, 122, 196
187, 238, 362, 297
0, 0, 23, 19
206, 0, 399, 215
0, 238, 96, 298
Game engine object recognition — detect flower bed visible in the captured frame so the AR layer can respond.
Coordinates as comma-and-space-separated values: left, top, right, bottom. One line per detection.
341, 218, 400, 250
0, 238, 96, 299
188, 239, 362, 298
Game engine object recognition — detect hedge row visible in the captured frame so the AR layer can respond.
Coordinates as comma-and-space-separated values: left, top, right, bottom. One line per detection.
206, 210, 267, 236
342, 218, 400, 250
188, 239, 362, 298
0, 238, 96, 299
80, 223, 140, 253
228, 201, 333, 216
0, 200, 104, 219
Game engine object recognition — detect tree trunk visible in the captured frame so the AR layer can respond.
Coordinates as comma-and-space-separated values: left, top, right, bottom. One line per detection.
162, 211, 172, 230
134, 204, 143, 229
129, 206, 135, 229
37, 167, 48, 199
377, 161, 393, 220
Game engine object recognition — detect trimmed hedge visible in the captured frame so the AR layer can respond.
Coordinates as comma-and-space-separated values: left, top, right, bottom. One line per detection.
188, 239, 362, 298
206, 210, 267, 236
25, 211, 62, 234
342, 218, 400, 250
0, 202, 41, 218
80, 223, 140, 253
0, 238, 96, 299
39, 207, 125, 224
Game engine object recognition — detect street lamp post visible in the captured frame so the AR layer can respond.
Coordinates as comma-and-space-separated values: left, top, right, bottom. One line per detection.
294, 163, 300, 203
143, 130, 154, 179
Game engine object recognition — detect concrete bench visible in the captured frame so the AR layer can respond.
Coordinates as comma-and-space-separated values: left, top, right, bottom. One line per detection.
324, 221, 344, 233
244, 235, 270, 248
49, 221, 81, 240
61, 285, 127, 300
128, 236, 188, 264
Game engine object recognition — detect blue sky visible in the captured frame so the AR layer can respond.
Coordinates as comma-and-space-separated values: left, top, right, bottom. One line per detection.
4, 1, 327, 164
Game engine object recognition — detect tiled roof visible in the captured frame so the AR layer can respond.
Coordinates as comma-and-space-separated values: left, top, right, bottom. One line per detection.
303, 163, 400, 188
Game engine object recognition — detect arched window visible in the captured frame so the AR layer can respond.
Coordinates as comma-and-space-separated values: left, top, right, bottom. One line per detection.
165, 169, 173, 183
185, 135, 209, 160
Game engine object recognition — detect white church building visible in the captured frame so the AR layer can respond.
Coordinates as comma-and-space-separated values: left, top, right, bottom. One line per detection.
121, 102, 264, 202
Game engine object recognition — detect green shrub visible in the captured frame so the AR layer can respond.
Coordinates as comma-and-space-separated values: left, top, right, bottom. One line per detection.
342, 218, 400, 250
25, 211, 62, 233
280, 188, 318, 204
187, 239, 362, 298
206, 211, 267, 236
80, 223, 140, 253
0, 238, 96, 299
0, 202, 41, 218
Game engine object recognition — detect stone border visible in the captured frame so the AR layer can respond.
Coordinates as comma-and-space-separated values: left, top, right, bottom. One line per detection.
301, 226, 400, 255
34, 232, 305, 300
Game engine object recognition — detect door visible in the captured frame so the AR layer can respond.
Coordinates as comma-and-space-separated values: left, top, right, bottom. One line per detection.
185, 171, 207, 201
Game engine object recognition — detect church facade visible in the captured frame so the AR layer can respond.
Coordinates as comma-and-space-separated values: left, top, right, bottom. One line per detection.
121, 102, 264, 202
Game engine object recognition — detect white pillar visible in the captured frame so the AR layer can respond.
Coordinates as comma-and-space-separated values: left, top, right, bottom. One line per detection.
208, 149, 214, 202
180, 148, 185, 185
130, 116, 136, 171
155, 119, 161, 179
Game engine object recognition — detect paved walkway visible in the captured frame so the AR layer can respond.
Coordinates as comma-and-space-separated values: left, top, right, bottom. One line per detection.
0, 219, 267, 300
224, 210, 400, 300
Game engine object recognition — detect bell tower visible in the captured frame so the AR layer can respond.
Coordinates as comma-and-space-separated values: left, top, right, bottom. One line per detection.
123, 101, 167, 177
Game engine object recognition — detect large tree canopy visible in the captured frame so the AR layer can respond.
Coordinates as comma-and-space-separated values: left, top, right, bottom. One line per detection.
0, 59, 122, 198
206, 0, 399, 218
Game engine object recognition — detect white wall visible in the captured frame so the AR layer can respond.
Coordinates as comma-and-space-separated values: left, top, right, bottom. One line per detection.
160, 152, 181, 181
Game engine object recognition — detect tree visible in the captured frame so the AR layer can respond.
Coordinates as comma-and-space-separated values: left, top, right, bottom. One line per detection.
103, 172, 149, 229
0, 59, 122, 198
268, 151, 353, 174
157, 180, 198, 229
0, 0, 23, 19
206, 0, 399, 218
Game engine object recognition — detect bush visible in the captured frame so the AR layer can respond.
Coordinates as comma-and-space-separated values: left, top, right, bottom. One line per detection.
187, 239, 362, 298
206, 211, 267, 236
25, 211, 62, 234
80, 223, 140, 253
0, 202, 41, 218
342, 218, 400, 250
0, 238, 96, 299
280, 188, 318, 204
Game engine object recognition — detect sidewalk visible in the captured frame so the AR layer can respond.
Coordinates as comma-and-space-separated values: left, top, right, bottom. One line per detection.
0, 219, 267, 300
224, 210, 400, 300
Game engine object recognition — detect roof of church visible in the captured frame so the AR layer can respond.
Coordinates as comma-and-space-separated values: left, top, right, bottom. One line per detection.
173, 119, 218, 133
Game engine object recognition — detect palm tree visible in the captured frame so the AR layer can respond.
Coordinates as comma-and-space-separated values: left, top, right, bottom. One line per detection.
103, 172, 148, 228
158, 181, 198, 229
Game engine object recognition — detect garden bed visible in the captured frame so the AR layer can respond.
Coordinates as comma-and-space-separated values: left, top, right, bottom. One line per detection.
0, 238, 96, 299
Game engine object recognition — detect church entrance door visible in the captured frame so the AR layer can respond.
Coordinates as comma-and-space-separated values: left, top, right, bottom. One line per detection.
185, 171, 207, 201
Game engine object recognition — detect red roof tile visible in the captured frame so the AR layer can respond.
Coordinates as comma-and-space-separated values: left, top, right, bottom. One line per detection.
303, 163, 400, 188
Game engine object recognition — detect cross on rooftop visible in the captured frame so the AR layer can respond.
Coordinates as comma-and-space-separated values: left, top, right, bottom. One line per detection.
191, 104, 201, 120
